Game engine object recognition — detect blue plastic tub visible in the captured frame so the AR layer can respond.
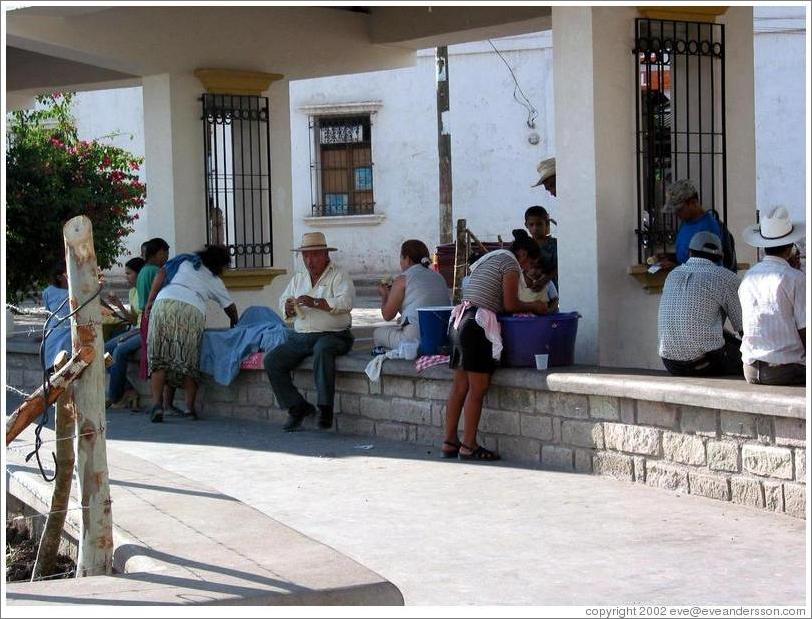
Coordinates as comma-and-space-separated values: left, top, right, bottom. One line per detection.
498, 312, 580, 368
417, 306, 454, 356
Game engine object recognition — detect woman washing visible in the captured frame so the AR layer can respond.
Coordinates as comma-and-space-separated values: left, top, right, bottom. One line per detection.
374, 239, 450, 351
443, 229, 549, 462
144, 245, 238, 422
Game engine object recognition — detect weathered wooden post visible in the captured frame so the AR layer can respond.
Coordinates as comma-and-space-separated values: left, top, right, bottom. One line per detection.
32, 352, 77, 580
63, 215, 114, 576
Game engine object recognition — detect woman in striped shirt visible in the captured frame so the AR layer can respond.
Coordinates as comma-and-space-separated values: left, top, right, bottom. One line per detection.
443, 230, 550, 461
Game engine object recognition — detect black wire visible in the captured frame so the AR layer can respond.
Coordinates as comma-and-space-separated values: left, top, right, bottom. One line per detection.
26, 283, 104, 482
488, 39, 539, 129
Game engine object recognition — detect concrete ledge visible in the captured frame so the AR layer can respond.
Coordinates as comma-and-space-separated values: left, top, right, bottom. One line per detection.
328, 353, 807, 420
6, 425, 403, 606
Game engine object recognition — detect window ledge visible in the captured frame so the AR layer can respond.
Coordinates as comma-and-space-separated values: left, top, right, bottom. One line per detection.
627, 264, 673, 294
299, 101, 383, 115
303, 214, 386, 227
222, 268, 287, 291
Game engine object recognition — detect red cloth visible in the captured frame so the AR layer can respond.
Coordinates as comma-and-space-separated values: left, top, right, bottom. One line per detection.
240, 351, 265, 370
138, 313, 149, 380
415, 355, 450, 373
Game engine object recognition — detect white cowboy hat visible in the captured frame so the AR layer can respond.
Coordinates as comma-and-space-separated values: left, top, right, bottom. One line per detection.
532, 157, 556, 188
291, 231, 338, 252
742, 206, 805, 248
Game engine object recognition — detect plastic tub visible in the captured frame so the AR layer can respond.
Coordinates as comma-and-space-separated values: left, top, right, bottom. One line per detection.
498, 312, 580, 368
417, 306, 454, 356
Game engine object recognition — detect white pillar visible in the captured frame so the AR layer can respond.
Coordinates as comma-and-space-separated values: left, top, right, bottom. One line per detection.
142, 73, 207, 254
553, 6, 756, 370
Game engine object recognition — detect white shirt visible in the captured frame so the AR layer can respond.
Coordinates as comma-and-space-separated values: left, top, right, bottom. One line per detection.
738, 256, 806, 366
156, 261, 233, 316
279, 261, 355, 333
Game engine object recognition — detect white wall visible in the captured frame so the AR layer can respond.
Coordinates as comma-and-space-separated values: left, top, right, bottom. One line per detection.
73, 86, 148, 269
290, 33, 555, 276
754, 6, 807, 224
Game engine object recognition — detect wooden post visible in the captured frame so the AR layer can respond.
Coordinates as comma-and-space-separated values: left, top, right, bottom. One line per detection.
437, 46, 453, 245
32, 369, 77, 580
63, 215, 114, 577
452, 218, 468, 304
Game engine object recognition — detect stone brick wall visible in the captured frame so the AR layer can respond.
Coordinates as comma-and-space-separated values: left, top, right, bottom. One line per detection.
6, 348, 806, 518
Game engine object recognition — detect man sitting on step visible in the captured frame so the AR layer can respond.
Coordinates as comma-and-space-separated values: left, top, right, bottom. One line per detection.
264, 232, 355, 431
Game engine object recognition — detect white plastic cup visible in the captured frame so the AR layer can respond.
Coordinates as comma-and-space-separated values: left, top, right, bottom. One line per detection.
400, 340, 419, 361
535, 354, 549, 370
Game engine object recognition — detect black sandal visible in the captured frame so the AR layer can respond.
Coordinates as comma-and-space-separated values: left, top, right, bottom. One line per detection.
458, 443, 500, 462
441, 440, 461, 459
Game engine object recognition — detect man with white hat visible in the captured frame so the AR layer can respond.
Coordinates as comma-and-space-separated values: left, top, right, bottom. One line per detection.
738, 206, 806, 386
658, 231, 743, 377
264, 232, 356, 430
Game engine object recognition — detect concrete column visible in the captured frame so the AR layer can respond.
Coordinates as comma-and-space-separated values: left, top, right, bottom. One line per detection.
553, 6, 756, 370
142, 73, 206, 254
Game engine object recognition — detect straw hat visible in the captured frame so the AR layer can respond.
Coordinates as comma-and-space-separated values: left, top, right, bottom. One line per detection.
742, 206, 805, 248
532, 157, 556, 188
292, 231, 338, 252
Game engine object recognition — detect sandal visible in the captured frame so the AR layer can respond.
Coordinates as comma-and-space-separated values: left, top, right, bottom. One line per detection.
458, 443, 500, 462
148, 405, 164, 423
441, 439, 461, 459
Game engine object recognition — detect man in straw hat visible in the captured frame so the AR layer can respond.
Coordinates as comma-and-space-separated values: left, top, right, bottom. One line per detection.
532, 156, 556, 196
657, 231, 743, 377
264, 232, 355, 430
738, 206, 806, 386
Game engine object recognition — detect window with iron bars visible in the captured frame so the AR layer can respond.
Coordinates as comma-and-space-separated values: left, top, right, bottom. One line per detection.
633, 18, 727, 264
201, 93, 273, 269
309, 114, 374, 216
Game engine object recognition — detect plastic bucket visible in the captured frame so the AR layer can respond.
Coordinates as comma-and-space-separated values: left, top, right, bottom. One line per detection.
498, 312, 580, 368
417, 306, 454, 356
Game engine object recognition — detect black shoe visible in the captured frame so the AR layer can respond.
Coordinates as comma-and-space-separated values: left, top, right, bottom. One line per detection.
283, 403, 315, 432
318, 405, 333, 430
149, 405, 164, 423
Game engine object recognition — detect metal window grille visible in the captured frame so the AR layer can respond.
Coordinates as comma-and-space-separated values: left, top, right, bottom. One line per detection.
309, 115, 374, 216
202, 93, 273, 268
634, 18, 727, 263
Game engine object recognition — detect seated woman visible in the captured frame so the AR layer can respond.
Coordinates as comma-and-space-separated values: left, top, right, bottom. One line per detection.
104, 257, 146, 409
145, 245, 238, 422
443, 229, 550, 462
373, 239, 451, 350
518, 259, 559, 312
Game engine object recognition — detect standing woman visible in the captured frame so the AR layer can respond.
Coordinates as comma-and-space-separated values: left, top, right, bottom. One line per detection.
443, 230, 549, 461
374, 239, 451, 350
145, 245, 238, 422
137, 237, 170, 381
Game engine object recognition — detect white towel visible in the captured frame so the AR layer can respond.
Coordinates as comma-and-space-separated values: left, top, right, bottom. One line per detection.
365, 349, 402, 383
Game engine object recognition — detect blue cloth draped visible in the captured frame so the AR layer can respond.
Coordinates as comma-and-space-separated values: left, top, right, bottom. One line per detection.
163, 253, 202, 284
198, 306, 291, 386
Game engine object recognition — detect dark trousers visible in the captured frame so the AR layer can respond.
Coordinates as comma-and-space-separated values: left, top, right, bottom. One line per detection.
662, 331, 743, 378
264, 329, 354, 410
743, 361, 806, 386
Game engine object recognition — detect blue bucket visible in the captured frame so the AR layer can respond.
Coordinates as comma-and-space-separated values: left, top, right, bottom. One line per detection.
417, 306, 454, 356
498, 312, 580, 368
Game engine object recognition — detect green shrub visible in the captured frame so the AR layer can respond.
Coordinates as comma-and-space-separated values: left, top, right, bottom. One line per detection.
6, 93, 146, 303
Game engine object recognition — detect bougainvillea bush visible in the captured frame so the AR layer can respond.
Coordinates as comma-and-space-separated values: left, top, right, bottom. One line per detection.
6, 93, 146, 303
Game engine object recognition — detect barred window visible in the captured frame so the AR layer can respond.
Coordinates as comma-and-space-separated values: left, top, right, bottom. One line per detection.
309, 114, 374, 216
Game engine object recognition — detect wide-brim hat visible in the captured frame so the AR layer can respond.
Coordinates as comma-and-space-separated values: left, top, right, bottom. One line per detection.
742, 206, 805, 248
292, 231, 338, 252
532, 157, 556, 188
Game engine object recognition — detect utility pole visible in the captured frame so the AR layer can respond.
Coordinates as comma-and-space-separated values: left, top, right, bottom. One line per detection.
63, 215, 114, 576
436, 46, 453, 245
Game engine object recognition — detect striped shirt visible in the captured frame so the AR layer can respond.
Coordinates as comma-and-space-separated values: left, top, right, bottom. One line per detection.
462, 250, 521, 314
738, 256, 806, 366
658, 257, 743, 361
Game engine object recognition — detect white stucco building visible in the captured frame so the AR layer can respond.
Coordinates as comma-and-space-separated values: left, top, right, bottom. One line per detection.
7, 6, 803, 370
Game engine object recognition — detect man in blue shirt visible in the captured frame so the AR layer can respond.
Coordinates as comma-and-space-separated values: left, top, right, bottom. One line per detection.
660, 178, 722, 266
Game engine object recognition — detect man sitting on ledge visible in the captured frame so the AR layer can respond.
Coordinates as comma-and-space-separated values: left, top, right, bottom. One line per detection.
264, 232, 355, 431
658, 231, 743, 377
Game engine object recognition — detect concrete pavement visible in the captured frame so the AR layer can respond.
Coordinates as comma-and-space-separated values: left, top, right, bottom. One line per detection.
75, 408, 808, 606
